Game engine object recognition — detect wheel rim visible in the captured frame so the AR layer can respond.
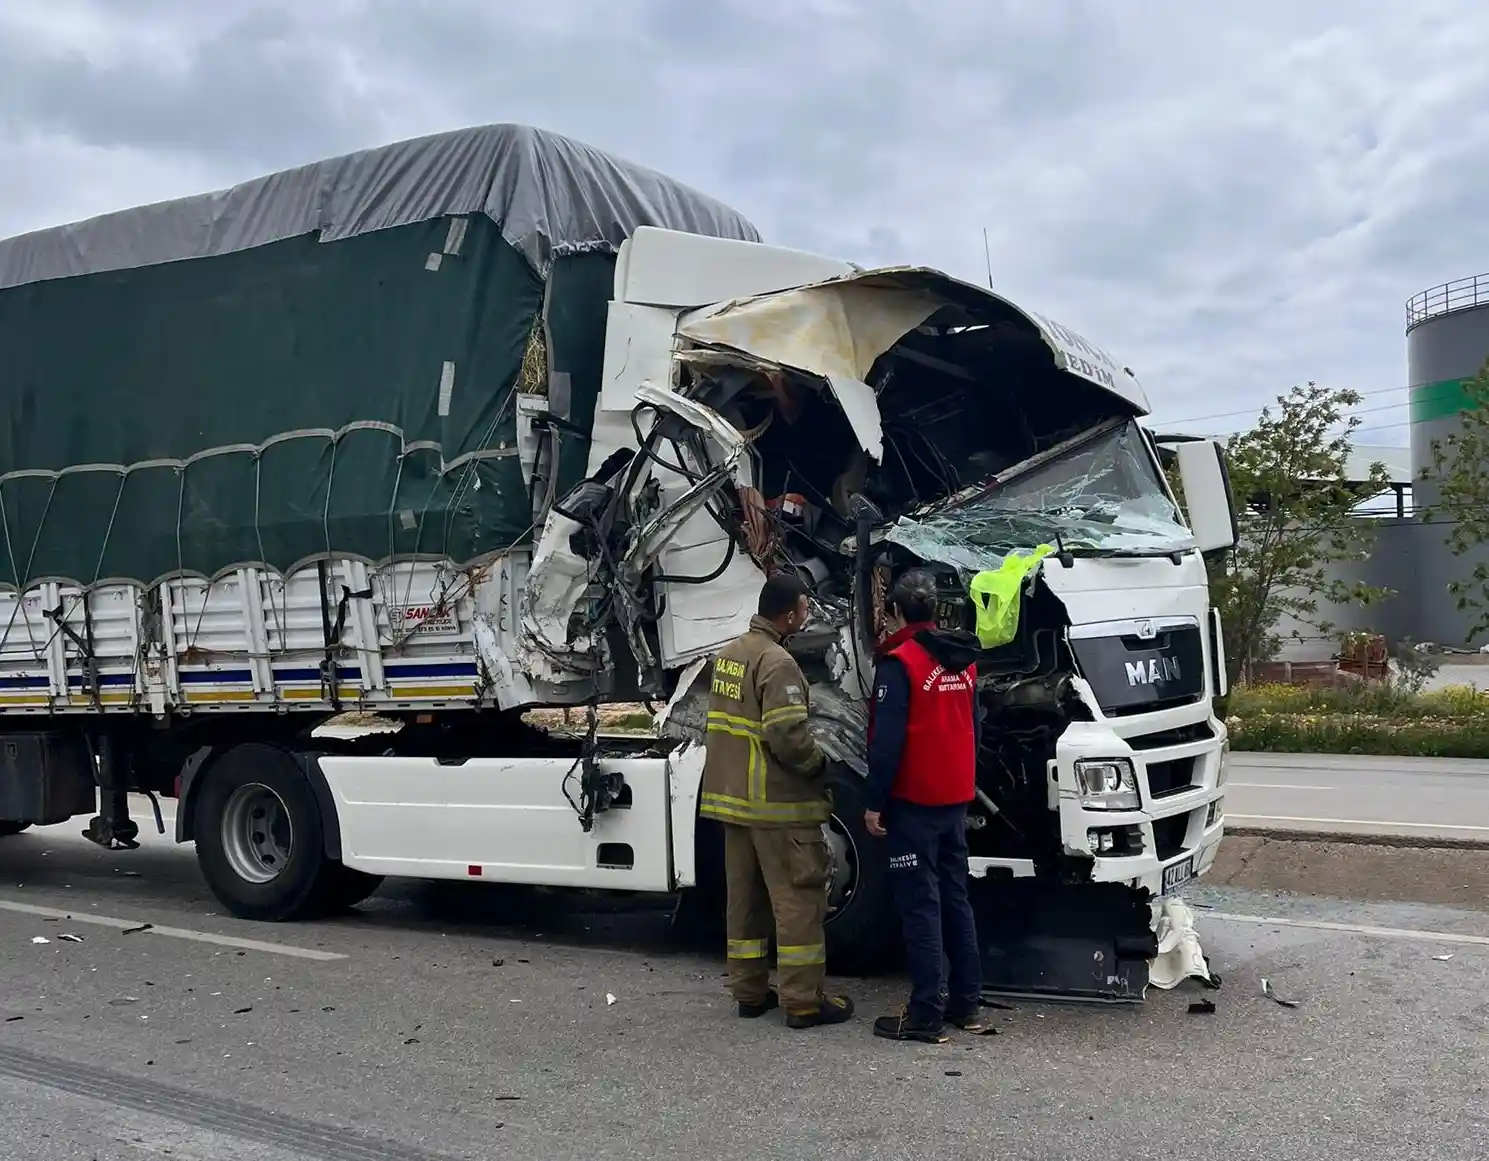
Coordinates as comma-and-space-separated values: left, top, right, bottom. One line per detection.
220, 783, 294, 885
822, 813, 861, 921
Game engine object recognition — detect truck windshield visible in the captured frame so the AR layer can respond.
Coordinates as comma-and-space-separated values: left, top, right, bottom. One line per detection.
884, 420, 1195, 570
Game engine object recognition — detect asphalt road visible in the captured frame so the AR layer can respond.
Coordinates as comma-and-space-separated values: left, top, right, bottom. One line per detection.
1, 818, 1488, 1158
1227, 752, 1489, 842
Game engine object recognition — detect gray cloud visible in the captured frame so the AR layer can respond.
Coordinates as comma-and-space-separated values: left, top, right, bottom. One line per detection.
4, 0, 1488, 442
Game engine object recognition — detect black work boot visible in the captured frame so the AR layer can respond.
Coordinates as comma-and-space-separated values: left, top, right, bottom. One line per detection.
785, 993, 855, 1029
737, 991, 780, 1019
873, 1006, 949, 1044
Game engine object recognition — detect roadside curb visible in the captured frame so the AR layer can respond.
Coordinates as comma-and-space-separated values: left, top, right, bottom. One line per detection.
1228, 826, 1489, 853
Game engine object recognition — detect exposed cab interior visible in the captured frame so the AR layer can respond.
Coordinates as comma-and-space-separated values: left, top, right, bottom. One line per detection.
545, 269, 1210, 871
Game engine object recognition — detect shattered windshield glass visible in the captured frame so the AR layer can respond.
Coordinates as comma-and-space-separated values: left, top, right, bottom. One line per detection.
884, 421, 1194, 571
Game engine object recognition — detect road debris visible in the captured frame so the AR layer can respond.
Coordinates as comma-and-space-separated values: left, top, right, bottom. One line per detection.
57, 933, 83, 943
1149, 899, 1216, 990
1188, 998, 1217, 1015
5, 1016, 22, 1023
29, 937, 48, 945
233, 1007, 253, 1015
122, 923, 153, 935
606, 993, 617, 1006
1261, 978, 1299, 1008
1432, 954, 1454, 962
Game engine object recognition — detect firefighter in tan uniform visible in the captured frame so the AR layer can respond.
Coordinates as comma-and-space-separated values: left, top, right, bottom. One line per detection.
700, 572, 855, 1029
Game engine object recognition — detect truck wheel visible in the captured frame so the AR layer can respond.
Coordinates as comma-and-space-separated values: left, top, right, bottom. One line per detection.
673, 817, 727, 942
318, 863, 384, 913
822, 766, 899, 974
0, 821, 30, 836
193, 744, 336, 922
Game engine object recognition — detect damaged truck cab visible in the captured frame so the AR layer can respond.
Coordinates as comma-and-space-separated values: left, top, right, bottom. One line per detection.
524, 227, 1240, 996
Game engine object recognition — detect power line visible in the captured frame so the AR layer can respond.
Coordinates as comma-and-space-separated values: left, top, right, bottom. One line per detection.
1199, 398, 1412, 437
1152, 382, 1413, 429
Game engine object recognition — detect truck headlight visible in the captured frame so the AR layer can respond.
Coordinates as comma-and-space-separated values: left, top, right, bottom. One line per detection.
1217, 736, 1230, 788
1073, 758, 1140, 811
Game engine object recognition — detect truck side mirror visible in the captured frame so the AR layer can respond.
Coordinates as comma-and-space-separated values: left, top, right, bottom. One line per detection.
1175, 439, 1238, 553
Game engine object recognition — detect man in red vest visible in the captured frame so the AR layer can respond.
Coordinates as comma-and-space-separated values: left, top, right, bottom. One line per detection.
864, 568, 987, 1043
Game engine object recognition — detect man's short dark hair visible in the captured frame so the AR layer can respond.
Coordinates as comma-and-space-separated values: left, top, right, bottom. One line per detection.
759, 571, 811, 619
888, 568, 939, 624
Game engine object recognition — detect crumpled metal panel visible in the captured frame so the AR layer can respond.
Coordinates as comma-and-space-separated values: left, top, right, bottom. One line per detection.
678, 267, 1151, 414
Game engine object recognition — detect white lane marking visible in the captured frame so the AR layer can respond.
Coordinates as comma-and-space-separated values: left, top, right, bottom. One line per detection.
0, 899, 345, 961
1230, 814, 1489, 832
1208, 912, 1489, 948
1229, 783, 1336, 791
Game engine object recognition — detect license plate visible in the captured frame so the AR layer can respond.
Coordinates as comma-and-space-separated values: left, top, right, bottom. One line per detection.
1161, 856, 1194, 894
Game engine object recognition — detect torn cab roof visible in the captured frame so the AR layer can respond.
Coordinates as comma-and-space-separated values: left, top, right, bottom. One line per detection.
674, 266, 1150, 434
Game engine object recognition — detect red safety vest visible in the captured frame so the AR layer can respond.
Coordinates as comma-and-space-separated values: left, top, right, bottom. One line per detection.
868, 625, 978, 806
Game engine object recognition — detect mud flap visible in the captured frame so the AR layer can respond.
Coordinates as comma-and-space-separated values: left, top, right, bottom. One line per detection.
970, 877, 1158, 1004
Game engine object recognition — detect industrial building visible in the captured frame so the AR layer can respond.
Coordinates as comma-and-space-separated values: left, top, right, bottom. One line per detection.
1276, 273, 1489, 659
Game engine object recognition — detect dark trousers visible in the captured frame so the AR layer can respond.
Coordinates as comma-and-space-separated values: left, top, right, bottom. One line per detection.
884, 798, 982, 1025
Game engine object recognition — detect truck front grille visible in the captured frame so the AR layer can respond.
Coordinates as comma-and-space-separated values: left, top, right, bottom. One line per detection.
1152, 811, 1195, 861
1069, 624, 1206, 717
1146, 757, 1197, 799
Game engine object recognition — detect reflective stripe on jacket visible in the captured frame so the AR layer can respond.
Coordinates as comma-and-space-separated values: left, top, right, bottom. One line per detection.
700, 615, 829, 827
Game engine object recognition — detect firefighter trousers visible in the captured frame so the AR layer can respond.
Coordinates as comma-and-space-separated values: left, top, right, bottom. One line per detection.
722, 822, 832, 1014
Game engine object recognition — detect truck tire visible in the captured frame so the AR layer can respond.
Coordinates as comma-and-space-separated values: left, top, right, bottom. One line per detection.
193, 743, 345, 921
673, 817, 727, 943
0, 821, 31, 836
822, 766, 899, 974
318, 862, 385, 913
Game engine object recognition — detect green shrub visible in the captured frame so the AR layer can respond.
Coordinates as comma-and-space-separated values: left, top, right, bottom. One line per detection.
1230, 681, 1489, 721
1228, 710, 1489, 757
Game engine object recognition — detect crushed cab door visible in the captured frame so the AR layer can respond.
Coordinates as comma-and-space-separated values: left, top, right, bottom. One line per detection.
614, 384, 768, 676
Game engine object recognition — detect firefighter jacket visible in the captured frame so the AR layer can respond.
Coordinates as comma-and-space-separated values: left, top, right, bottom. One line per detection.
700, 616, 830, 827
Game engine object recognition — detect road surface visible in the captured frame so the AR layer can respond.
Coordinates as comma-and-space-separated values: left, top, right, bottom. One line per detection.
0, 809, 1488, 1157
1227, 752, 1489, 842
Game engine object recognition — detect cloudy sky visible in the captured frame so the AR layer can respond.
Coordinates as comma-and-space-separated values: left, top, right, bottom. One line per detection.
2, 0, 1486, 444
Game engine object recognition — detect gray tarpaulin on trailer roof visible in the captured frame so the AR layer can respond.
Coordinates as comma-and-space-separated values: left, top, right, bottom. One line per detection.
0, 125, 761, 590
0, 123, 760, 287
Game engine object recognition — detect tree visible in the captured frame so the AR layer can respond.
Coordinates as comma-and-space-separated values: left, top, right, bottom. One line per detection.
1205, 382, 1392, 685
1422, 356, 1489, 643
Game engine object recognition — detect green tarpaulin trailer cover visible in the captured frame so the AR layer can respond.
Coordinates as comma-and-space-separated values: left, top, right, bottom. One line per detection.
0, 124, 759, 592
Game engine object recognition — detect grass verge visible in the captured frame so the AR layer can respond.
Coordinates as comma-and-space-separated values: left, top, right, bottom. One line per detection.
1228, 682, 1489, 757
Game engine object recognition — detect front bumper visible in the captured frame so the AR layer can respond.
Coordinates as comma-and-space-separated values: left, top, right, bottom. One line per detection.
1055, 714, 1227, 892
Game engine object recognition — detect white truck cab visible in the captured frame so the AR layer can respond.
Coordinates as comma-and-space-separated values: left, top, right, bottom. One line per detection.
495, 227, 1239, 990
